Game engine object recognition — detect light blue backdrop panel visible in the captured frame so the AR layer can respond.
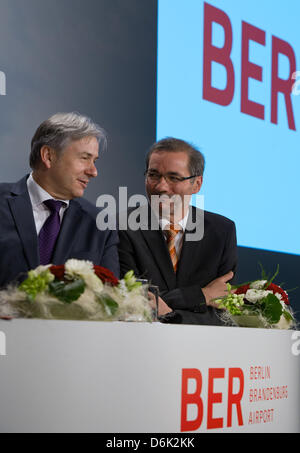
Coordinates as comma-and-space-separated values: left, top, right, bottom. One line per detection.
157, 0, 300, 255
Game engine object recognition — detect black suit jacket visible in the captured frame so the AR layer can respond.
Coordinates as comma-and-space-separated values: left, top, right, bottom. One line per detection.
0, 176, 120, 287
118, 205, 238, 325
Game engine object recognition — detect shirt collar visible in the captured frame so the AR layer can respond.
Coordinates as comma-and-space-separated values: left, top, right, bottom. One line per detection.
27, 173, 70, 209
159, 212, 189, 232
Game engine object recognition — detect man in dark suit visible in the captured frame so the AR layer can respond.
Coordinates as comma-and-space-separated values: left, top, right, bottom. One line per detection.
118, 138, 237, 325
0, 112, 119, 288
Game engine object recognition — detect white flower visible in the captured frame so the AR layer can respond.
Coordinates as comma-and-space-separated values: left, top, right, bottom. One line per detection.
83, 272, 104, 293
65, 259, 94, 279
245, 289, 272, 303
30, 265, 52, 277
249, 280, 267, 290
64, 259, 103, 293
29, 265, 54, 282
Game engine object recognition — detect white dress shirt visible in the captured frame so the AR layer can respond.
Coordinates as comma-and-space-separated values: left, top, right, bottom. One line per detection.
27, 174, 69, 235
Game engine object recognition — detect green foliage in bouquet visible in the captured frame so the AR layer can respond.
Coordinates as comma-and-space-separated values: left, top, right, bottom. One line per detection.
48, 279, 86, 304
0, 260, 152, 322
19, 269, 54, 301
215, 265, 296, 329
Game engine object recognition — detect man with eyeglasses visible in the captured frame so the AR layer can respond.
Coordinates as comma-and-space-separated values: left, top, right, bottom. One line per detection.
118, 137, 237, 325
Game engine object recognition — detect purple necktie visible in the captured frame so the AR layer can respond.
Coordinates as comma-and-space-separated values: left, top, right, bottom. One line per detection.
39, 200, 66, 265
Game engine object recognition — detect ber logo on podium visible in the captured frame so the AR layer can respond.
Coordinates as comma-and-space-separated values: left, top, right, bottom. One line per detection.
181, 367, 244, 431
180, 364, 291, 431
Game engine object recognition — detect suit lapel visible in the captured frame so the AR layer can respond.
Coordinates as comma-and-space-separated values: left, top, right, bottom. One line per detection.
176, 206, 205, 283
141, 228, 177, 289
7, 177, 39, 269
52, 200, 84, 264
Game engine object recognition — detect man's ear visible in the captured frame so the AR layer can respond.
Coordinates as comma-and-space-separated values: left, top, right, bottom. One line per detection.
192, 175, 203, 194
40, 145, 56, 169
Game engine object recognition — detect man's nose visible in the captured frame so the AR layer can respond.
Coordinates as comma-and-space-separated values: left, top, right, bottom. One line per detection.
154, 175, 170, 192
86, 162, 98, 178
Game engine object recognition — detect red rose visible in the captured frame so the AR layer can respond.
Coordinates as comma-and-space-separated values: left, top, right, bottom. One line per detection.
266, 283, 289, 305
50, 265, 65, 280
50, 264, 119, 287
235, 284, 250, 295
94, 266, 119, 286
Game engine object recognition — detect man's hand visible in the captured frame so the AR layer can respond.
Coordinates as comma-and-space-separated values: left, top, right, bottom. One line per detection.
148, 292, 172, 316
202, 271, 234, 308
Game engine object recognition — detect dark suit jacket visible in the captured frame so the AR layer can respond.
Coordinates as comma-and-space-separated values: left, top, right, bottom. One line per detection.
118, 205, 238, 325
0, 176, 120, 287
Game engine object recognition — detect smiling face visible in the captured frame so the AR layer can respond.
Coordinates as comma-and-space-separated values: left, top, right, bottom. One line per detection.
34, 136, 99, 200
146, 150, 203, 221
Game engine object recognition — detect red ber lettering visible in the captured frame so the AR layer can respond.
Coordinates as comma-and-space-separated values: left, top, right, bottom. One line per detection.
181, 368, 204, 432
181, 367, 245, 432
202, 1, 296, 131
203, 2, 234, 106
241, 21, 266, 120
271, 35, 296, 131
207, 368, 225, 429
227, 368, 244, 427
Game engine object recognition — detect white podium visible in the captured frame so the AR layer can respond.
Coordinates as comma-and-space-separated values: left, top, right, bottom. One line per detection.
0, 319, 299, 433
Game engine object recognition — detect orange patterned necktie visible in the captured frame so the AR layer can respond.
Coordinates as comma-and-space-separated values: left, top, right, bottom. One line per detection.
165, 224, 181, 272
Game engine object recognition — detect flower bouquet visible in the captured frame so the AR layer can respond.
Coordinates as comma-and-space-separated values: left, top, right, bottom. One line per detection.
0, 260, 152, 322
215, 266, 296, 329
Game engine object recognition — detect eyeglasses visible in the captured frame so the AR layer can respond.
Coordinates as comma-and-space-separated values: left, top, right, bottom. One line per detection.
144, 170, 199, 184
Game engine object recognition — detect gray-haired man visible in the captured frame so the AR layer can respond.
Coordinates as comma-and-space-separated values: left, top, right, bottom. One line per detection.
0, 112, 119, 287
